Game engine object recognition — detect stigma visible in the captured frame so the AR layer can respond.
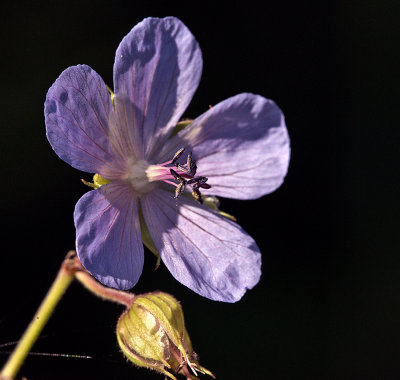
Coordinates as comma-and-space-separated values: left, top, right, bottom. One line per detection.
124, 148, 211, 203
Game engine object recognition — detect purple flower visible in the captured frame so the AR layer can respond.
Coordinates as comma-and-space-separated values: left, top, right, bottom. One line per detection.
44, 17, 290, 302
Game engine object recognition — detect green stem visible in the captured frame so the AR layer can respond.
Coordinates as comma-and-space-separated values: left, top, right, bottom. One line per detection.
0, 252, 76, 380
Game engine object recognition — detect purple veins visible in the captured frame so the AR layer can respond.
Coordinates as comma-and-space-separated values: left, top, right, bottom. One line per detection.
44, 17, 290, 302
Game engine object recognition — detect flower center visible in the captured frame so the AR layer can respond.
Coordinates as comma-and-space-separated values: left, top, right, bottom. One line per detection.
124, 159, 156, 194
124, 148, 211, 202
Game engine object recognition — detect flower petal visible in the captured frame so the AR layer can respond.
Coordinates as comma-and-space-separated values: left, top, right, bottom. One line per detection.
113, 17, 202, 159
141, 188, 261, 302
74, 182, 144, 289
45, 65, 125, 177
161, 93, 290, 200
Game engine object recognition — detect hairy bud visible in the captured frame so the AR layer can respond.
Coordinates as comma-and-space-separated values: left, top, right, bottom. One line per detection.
117, 292, 214, 380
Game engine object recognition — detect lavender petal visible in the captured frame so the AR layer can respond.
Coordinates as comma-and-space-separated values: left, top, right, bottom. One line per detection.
74, 182, 144, 289
162, 93, 290, 200
141, 188, 261, 302
113, 17, 202, 159
45, 65, 125, 177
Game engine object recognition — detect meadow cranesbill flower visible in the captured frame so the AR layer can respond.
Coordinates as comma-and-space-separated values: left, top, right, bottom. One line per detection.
45, 17, 290, 302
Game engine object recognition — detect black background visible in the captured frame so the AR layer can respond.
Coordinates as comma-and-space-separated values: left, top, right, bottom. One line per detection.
1, 1, 400, 379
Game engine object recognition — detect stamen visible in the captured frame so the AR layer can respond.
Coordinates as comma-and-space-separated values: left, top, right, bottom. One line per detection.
170, 168, 188, 200
187, 153, 197, 176
180, 152, 197, 176
187, 176, 207, 186
124, 148, 210, 201
169, 149, 211, 203
188, 178, 209, 204
172, 147, 185, 165
170, 168, 186, 183
191, 187, 203, 203
175, 181, 186, 199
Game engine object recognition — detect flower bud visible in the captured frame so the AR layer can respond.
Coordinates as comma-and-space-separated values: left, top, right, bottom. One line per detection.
117, 292, 214, 380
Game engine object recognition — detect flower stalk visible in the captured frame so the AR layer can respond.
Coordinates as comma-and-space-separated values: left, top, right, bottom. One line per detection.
74, 264, 135, 307
0, 251, 78, 380
0, 251, 135, 380
0, 249, 214, 380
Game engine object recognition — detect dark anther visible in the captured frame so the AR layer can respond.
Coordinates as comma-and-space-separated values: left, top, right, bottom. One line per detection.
187, 153, 197, 176
176, 163, 188, 175
184, 152, 197, 176
187, 176, 204, 185
170, 149, 211, 203
172, 147, 185, 165
170, 168, 187, 199
176, 162, 197, 177
186, 152, 192, 167
187, 176, 210, 189
175, 181, 186, 199
187, 176, 210, 204
192, 187, 203, 203
170, 168, 186, 183
174, 150, 197, 177
200, 182, 211, 189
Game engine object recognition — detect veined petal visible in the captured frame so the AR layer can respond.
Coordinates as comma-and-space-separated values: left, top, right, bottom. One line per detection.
113, 17, 202, 159
45, 65, 125, 177
74, 182, 144, 290
161, 93, 290, 200
141, 189, 261, 302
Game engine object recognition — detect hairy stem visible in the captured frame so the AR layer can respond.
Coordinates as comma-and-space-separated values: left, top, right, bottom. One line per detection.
74, 269, 135, 307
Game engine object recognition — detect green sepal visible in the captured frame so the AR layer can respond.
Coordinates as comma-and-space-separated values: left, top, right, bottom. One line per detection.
117, 301, 177, 379
81, 173, 111, 190
169, 119, 193, 138
134, 293, 186, 354
81, 179, 98, 189
106, 85, 115, 107
203, 195, 237, 221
